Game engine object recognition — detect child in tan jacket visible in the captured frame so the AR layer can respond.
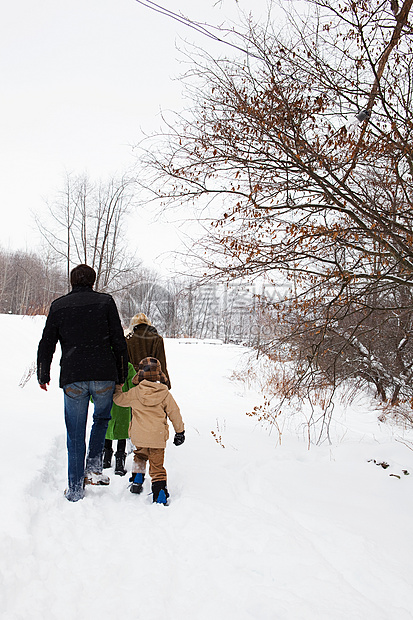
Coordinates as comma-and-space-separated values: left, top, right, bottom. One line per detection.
113, 356, 184, 504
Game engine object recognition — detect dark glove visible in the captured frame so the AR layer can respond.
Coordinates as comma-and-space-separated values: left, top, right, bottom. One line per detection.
173, 431, 185, 446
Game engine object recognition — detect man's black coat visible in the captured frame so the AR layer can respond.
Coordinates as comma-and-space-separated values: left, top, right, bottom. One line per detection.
37, 285, 128, 387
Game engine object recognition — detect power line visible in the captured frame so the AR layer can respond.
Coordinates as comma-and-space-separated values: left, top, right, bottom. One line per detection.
135, 0, 261, 59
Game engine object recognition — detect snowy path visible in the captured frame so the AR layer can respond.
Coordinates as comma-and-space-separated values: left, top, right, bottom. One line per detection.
1, 316, 413, 619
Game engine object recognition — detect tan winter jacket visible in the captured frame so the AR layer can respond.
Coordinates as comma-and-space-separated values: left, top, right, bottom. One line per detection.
113, 380, 184, 449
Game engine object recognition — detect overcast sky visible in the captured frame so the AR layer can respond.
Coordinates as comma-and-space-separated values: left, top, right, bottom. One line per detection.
0, 0, 272, 274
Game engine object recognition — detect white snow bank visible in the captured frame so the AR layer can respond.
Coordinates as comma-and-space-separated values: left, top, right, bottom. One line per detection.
1, 315, 413, 619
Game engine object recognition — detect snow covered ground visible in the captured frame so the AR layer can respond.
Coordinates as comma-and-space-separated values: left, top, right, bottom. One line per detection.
1, 314, 413, 619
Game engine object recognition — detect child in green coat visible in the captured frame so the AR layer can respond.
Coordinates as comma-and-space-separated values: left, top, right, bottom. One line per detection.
103, 362, 136, 475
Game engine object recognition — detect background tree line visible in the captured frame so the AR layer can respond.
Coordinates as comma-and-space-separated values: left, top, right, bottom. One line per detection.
1, 168, 266, 343
0, 244, 264, 344
0, 249, 65, 316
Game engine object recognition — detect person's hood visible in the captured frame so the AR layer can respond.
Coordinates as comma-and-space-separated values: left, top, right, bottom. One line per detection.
136, 379, 168, 405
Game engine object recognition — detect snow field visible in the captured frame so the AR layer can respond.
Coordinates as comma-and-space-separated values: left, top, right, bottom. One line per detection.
1, 315, 413, 619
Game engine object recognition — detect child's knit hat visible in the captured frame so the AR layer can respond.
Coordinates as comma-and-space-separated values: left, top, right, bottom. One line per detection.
133, 357, 168, 385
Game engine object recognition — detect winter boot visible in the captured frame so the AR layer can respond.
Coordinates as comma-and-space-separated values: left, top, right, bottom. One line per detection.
84, 471, 110, 486
102, 441, 113, 469
114, 452, 127, 476
64, 486, 84, 502
152, 480, 169, 505
129, 472, 145, 494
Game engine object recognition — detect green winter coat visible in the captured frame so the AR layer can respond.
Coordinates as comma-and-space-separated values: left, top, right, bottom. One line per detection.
105, 362, 136, 440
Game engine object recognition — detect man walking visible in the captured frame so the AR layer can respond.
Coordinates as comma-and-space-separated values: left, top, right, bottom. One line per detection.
37, 264, 128, 502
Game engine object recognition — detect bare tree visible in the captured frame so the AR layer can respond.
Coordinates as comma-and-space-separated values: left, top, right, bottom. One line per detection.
135, 0, 413, 435
36, 173, 141, 293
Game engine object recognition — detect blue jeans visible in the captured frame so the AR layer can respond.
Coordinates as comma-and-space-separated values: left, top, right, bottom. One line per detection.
63, 381, 115, 501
